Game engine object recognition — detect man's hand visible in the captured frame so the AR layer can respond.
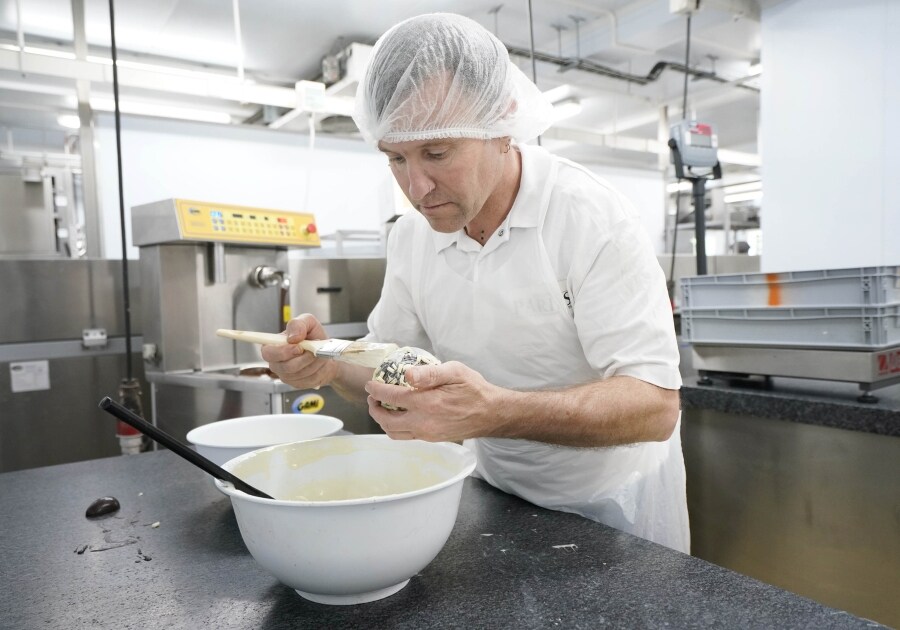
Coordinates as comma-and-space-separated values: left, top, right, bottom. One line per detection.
365, 361, 508, 442
260, 313, 339, 391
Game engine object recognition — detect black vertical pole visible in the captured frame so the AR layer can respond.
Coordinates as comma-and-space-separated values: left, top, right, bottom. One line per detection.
108, 0, 144, 449
109, 0, 133, 379
692, 177, 708, 276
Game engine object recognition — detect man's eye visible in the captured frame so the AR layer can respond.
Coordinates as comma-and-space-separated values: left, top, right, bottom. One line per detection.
387, 156, 404, 165
427, 152, 447, 160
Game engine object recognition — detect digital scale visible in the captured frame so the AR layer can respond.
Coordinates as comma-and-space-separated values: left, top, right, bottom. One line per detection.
668, 119, 722, 276
692, 343, 900, 403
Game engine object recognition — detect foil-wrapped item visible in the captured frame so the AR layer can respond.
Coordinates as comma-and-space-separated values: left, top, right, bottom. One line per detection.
373, 347, 441, 410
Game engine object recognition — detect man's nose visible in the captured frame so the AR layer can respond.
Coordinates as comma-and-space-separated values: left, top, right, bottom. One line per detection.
406, 162, 435, 201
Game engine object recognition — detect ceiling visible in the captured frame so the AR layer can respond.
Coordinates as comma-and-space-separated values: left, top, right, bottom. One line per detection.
0, 0, 772, 176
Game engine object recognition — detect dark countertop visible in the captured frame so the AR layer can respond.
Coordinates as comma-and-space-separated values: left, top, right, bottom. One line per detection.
677, 342, 900, 437
681, 375, 900, 436
0, 450, 885, 629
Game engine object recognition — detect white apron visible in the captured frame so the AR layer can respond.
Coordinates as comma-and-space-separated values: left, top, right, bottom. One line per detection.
407, 148, 690, 553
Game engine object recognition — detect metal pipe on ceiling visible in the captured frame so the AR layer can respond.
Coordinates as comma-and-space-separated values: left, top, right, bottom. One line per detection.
504, 43, 759, 93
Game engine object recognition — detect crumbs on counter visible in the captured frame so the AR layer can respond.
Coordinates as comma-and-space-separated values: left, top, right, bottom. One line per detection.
89, 538, 139, 552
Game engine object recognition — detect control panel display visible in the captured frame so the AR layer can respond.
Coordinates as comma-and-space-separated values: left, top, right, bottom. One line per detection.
669, 120, 719, 169
174, 199, 320, 247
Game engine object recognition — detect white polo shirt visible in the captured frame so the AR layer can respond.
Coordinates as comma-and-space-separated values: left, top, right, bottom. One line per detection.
367, 143, 681, 391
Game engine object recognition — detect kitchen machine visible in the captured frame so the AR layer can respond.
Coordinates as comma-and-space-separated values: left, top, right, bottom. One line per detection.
132, 198, 380, 440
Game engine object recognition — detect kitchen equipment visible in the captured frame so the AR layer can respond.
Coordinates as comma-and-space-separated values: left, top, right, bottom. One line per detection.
215, 328, 398, 369
216, 435, 476, 605
0, 259, 145, 473
98, 396, 273, 499
689, 345, 900, 402
131, 198, 381, 438
133, 198, 318, 375
185, 413, 343, 466
668, 119, 722, 276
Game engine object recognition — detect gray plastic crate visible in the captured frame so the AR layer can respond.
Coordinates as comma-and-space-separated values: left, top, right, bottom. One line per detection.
681, 266, 900, 308
681, 303, 900, 349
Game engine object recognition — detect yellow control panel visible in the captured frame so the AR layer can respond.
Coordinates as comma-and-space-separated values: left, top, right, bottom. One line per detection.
174, 199, 320, 247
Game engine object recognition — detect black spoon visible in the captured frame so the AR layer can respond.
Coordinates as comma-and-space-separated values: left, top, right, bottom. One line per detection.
99, 396, 275, 500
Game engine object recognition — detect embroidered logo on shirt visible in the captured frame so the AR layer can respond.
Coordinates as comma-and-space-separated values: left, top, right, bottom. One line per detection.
559, 280, 574, 314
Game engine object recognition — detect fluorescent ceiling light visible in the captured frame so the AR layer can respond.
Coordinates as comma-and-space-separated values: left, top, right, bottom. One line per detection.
716, 148, 761, 167
0, 43, 75, 59
552, 99, 582, 123
0, 44, 244, 83
666, 181, 693, 193
722, 181, 762, 194
86, 55, 246, 82
0, 79, 74, 97
724, 190, 763, 204
90, 97, 232, 124
57, 114, 80, 129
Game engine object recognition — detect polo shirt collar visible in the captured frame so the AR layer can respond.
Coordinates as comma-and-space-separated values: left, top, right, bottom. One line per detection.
430, 143, 545, 253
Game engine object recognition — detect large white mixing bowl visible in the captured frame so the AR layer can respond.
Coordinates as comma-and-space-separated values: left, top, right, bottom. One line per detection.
215, 435, 476, 605
186, 413, 343, 466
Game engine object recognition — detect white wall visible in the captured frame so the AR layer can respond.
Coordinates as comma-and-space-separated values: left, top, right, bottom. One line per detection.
584, 163, 667, 254
760, 0, 900, 271
94, 114, 395, 259
94, 114, 668, 259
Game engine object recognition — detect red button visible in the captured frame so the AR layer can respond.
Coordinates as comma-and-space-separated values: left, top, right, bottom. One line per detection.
306, 223, 317, 234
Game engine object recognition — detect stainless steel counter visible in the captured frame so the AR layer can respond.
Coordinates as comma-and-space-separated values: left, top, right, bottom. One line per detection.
679, 343, 900, 628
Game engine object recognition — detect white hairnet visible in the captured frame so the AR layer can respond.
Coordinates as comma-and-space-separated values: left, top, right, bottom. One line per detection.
353, 13, 554, 145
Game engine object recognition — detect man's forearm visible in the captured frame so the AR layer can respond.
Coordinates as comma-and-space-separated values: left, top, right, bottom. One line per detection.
490, 376, 680, 448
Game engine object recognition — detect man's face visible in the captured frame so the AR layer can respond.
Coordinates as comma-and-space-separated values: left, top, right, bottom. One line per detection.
378, 137, 508, 233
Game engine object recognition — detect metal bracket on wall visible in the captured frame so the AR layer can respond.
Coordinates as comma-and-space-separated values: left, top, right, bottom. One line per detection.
82, 328, 108, 349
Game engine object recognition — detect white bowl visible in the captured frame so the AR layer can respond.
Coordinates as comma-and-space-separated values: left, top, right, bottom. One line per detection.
186, 413, 344, 466
216, 435, 476, 605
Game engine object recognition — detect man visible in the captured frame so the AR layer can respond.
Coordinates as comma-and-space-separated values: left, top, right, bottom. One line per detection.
262, 13, 689, 553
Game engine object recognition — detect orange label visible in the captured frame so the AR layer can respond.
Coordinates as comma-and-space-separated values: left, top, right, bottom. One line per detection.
766, 273, 782, 306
